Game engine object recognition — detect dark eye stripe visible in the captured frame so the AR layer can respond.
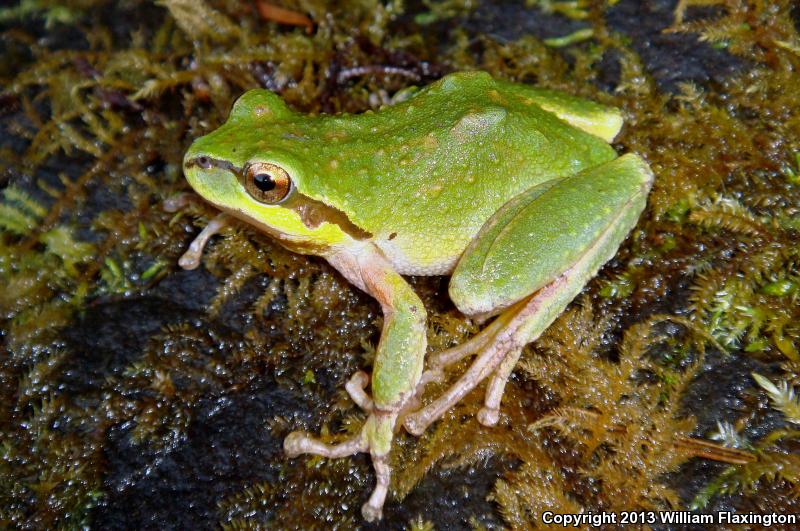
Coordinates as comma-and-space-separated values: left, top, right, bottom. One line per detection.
185, 156, 237, 174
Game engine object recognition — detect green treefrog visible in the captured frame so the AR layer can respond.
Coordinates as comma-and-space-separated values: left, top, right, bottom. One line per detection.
175, 71, 654, 521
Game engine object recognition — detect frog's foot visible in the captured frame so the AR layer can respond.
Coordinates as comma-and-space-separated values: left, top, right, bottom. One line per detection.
344, 369, 430, 429
284, 398, 401, 522
163, 194, 232, 270
416, 303, 519, 389
477, 345, 524, 426
345, 370, 374, 412
179, 213, 231, 270
404, 275, 567, 436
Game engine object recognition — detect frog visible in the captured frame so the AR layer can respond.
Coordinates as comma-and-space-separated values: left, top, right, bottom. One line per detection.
175, 70, 654, 521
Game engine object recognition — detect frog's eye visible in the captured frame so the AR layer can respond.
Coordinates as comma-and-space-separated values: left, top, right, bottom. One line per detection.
243, 162, 292, 204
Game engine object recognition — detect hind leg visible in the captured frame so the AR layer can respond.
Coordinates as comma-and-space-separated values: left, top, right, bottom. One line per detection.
404, 275, 567, 435
405, 155, 654, 435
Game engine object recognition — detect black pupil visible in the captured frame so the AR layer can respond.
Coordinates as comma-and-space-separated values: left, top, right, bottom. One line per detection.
253, 173, 276, 192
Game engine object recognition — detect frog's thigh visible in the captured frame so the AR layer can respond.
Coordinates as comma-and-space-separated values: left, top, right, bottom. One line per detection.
449, 153, 654, 319
405, 155, 653, 435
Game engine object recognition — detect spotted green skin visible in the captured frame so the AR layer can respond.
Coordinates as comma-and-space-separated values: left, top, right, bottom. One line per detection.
184, 71, 625, 276
182, 70, 654, 521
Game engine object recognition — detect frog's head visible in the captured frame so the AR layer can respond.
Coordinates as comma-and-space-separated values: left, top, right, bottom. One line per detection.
183, 89, 367, 253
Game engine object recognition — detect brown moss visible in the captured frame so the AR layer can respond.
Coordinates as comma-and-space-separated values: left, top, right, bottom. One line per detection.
1, 0, 800, 527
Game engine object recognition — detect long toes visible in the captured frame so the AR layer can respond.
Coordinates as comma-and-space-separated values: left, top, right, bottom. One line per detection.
402, 414, 426, 437
361, 501, 383, 522
283, 431, 311, 457
283, 430, 368, 459
477, 406, 500, 426
346, 370, 374, 412
397, 395, 421, 419
418, 367, 444, 387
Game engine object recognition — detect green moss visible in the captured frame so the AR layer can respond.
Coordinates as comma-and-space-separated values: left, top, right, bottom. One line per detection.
1, 0, 800, 527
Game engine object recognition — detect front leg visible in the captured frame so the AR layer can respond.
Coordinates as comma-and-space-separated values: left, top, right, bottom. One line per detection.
284, 245, 426, 522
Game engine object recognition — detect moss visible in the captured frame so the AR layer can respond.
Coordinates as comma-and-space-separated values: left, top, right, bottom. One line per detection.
1, 0, 799, 527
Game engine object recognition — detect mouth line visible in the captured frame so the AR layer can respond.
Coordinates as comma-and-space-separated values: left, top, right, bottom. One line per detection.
184, 155, 372, 241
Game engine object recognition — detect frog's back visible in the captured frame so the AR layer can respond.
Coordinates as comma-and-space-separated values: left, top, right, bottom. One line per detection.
303, 72, 621, 274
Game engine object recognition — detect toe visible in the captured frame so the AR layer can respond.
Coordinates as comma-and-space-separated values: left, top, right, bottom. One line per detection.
283, 431, 308, 457
477, 407, 499, 426
361, 501, 383, 522
402, 415, 425, 436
